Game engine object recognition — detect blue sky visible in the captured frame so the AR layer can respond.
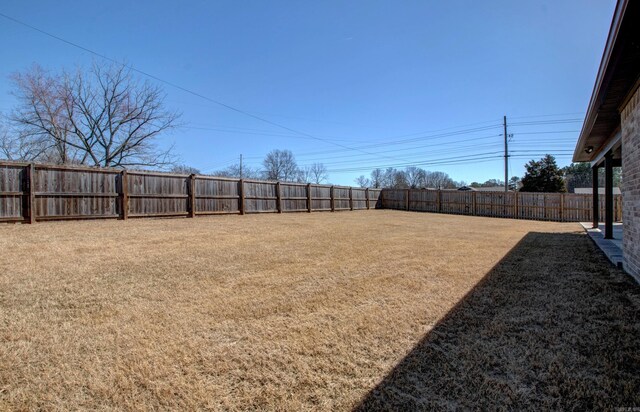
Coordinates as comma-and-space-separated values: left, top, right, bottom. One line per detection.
0, 1, 615, 185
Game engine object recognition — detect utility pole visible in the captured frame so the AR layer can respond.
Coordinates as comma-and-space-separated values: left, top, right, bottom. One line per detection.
503, 115, 509, 192
239, 154, 243, 179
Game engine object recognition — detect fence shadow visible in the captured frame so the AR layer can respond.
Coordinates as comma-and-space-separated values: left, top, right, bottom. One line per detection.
354, 231, 640, 410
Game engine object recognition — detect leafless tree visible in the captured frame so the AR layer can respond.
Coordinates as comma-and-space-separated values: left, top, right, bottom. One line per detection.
355, 175, 370, 188
424, 170, 455, 189
9, 63, 180, 168
262, 149, 299, 181
213, 163, 261, 179
370, 168, 384, 188
171, 164, 201, 175
404, 166, 426, 188
302, 163, 328, 184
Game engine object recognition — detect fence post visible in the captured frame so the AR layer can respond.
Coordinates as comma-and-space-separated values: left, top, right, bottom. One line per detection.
120, 170, 129, 220
330, 186, 335, 212
276, 182, 282, 213
307, 183, 312, 213
239, 179, 245, 215
405, 188, 410, 210
559, 193, 564, 222
472, 191, 477, 216
437, 189, 442, 213
365, 188, 370, 210
515, 191, 519, 219
24, 163, 36, 224
188, 174, 196, 218
349, 187, 353, 210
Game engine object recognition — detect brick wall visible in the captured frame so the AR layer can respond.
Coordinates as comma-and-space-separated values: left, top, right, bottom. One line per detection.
621, 86, 640, 282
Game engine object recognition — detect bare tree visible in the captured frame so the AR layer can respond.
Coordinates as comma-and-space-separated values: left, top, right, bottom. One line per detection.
262, 149, 299, 181
171, 164, 201, 175
424, 170, 455, 189
370, 168, 384, 188
404, 166, 426, 188
10, 63, 179, 168
213, 163, 261, 179
304, 163, 328, 184
355, 175, 370, 188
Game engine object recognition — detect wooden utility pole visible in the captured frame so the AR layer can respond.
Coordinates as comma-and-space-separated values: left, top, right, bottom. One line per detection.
504, 115, 509, 193
239, 154, 243, 179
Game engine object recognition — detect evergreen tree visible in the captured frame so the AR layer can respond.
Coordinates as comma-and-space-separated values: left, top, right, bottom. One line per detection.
520, 154, 566, 192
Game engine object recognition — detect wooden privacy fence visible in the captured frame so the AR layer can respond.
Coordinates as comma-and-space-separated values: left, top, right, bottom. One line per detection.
0, 162, 382, 223
381, 188, 623, 222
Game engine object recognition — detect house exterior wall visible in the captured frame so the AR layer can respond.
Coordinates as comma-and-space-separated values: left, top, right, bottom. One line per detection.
622, 86, 640, 281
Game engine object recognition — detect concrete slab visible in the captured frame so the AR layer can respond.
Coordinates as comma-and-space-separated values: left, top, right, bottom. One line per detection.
580, 222, 625, 269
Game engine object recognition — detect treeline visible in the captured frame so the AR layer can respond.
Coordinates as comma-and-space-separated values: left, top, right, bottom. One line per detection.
354, 166, 465, 189
172, 149, 330, 184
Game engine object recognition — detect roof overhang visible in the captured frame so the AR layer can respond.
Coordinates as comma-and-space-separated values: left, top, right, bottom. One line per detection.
573, 0, 640, 163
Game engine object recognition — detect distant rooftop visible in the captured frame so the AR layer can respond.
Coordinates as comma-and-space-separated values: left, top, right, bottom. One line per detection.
574, 187, 621, 195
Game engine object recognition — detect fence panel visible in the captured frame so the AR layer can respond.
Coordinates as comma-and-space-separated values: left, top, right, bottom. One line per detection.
280, 183, 308, 212
476, 192, 515, 218
380, 188, 622, 223
518, 193, 547, 220
563, 193, 591, 221
0, 163, 25, 221
244, 180, 278, 213
311, 185, 331, 211
196, 177, 240, 214
333, 187, 351, 210
34, 166, 120, 220
369, 188, 383, 209
440, 191, 472, 215
127, 172, 188, 217
352, 188, 367, 210
382, 189, 406, 210
409, 189, 438, 212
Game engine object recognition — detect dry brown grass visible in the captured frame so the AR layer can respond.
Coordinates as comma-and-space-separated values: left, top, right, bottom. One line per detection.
0, 211, 638, 410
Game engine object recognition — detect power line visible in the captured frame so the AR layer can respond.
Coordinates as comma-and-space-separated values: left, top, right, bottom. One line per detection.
0, 11, 419, 165
325, 155, 504, 173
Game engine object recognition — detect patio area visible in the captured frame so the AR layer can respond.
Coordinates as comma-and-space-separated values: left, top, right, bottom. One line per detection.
581, 222, 624, 269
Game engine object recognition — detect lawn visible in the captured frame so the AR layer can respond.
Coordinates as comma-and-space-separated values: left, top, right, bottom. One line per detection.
0, 211, 638, 410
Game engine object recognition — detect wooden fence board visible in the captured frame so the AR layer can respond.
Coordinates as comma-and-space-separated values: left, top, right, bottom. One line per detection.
34, 167, 119, 219
244, 181, 278, 213
0, 164, 24, 221
333, 187, 351, 210
195, 177, 240, 214
280, 183, 308, 212
351, 188, 367, 210
311, 185, 332, 211
127, 172, 188, 216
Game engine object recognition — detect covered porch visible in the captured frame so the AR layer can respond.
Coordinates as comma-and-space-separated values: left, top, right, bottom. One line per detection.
573, 0, 639, 276
580, 222, 624, 268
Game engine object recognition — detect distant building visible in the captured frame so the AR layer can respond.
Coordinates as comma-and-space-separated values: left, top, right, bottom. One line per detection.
574, 187, 622, 195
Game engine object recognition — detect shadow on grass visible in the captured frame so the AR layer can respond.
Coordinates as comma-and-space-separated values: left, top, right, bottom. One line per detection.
354, 232, 640, 411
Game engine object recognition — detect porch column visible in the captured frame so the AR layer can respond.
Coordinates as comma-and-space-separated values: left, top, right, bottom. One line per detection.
604, 151, 614, 239
592, 165, 599, 228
